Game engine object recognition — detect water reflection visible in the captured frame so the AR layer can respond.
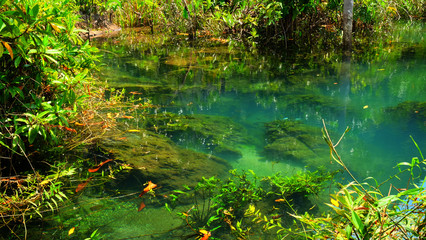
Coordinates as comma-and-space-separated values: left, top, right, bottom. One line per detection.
95, 25, 425, 186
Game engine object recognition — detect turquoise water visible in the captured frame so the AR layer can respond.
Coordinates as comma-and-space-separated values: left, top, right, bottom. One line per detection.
20, 24, 425, 239
96, 26, 425, 183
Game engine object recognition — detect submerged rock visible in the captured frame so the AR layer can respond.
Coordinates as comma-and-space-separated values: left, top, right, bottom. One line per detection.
98, 130, 231, 190
385, 101, 425, 129
145, 113, 249, 161
263, 120, 330, 168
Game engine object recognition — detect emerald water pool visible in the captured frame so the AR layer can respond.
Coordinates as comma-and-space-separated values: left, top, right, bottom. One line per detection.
95, 26, 425, 182
23, 24, 425, 239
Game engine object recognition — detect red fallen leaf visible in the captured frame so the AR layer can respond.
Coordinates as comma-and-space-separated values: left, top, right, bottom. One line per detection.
88, 159, 113, 173
75, 177, 92, 193
138, 202, 146, 212
139, 181, 157, 197
64, 127, 77, 133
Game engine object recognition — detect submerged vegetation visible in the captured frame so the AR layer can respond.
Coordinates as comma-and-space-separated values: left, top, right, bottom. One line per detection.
1, 0, 425, 239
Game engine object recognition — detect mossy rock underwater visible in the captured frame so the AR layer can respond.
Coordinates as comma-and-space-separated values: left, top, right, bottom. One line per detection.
384, 101, 425, 130
263, 120, 331, 169
145, 113, 250, 160
98, 130, 231, 190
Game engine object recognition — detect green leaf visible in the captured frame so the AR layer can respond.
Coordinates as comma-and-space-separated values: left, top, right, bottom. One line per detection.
351, 210, 364, 234
14, 56, 22, 68
397, 188, 421, 197
345, 224, 352, 238
28, 127, 37, 144
165, 203, 171, 213
376, 195, 399, 208
42, 54, 58, 65
31, 4, 40, 19
0, 19, 5, 33
183, 8, 189, 19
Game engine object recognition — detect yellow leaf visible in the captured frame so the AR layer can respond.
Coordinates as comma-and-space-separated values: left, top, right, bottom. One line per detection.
68, 227, 75, 235
331, 198, 339, 207
40, 180, 50, 186
363, 105, 369, 109
50, 23, 61, 33
127, 129, 141, 132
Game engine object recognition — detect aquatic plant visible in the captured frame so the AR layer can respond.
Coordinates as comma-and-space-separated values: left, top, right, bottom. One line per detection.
166, 168, 336, 239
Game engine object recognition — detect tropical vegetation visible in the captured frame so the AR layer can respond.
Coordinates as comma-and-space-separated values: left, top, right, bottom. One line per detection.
0, 0, 424, 239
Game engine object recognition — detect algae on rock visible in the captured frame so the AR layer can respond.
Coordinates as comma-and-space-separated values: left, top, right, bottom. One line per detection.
145, 113, 250, 161
98, 129, 231, 190
263, 120, 330, 168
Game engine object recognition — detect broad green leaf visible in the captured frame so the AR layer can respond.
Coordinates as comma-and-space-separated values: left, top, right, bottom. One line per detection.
351, 210, 364, 234
31, 4, 40, 19
14, 56, 21, 68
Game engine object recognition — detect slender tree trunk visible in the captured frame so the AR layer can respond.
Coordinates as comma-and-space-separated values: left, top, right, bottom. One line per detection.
343, 0, 353, 55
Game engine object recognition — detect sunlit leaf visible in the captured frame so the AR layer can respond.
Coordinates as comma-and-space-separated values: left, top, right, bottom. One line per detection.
2, 41, 13, 59
68, 227, 75, 236
331, 198, 339, 207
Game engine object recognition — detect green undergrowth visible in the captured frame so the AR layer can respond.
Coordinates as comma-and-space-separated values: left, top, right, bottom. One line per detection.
165, 127, 425, 240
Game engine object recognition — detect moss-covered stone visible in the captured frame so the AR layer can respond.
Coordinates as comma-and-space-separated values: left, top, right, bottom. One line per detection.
145, 113, 249, 160
98, 130, 231, 190
263, 120, 330, 168
385, 101, 425, 127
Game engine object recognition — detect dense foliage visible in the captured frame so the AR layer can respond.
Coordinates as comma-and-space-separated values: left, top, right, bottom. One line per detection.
82, 0, 424, 49
0, 0, 97, 168
0, 0, 98, 229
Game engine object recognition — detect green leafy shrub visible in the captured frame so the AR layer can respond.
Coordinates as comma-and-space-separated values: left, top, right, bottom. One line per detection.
0, 0, 98, 230
0, 0, 98, 161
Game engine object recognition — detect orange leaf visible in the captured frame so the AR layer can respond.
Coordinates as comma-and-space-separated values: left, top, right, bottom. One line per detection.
139, 181, 157, 197
75, 177, 92, 193
88, 159, 113, 172
138, 202, 146, 212
50, 23, 61, 33
2, 41, 13, 60
64, 127, 77, 133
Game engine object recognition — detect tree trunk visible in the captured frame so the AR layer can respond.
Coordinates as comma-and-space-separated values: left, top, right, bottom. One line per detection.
343, 0, 353, 55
